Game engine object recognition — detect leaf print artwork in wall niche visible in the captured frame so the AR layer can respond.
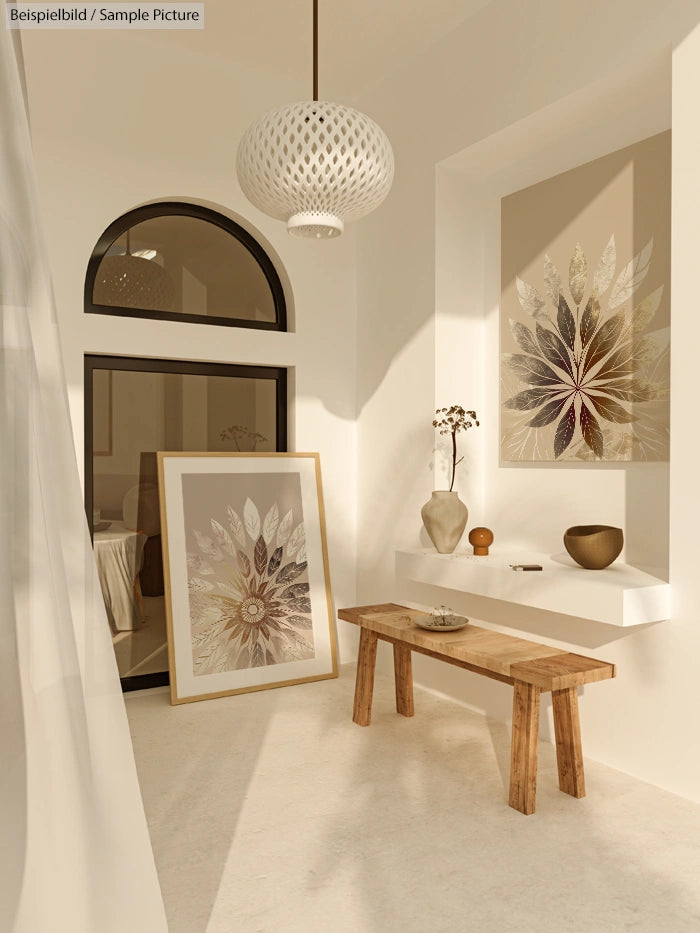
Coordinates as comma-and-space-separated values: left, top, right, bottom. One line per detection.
158, 453, 337, 704
500, 131, 670, 462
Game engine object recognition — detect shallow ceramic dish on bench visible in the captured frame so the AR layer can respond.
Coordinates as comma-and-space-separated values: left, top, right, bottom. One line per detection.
413, 614, 469, 632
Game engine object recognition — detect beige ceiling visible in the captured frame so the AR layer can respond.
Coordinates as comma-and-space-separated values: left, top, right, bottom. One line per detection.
133, 0, 492, 100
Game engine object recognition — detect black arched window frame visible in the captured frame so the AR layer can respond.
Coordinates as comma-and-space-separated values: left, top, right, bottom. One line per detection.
85, 202, 287, 331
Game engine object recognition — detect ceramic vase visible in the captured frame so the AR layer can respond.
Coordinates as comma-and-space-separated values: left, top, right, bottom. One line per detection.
421, 490, 468, 554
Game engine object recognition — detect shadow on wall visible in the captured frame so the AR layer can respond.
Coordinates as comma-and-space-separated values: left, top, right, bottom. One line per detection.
349, 0, 698, 424
397, 577, 639, 650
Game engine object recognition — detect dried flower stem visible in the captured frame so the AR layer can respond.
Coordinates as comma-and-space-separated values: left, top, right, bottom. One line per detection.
432, 405, 480, 492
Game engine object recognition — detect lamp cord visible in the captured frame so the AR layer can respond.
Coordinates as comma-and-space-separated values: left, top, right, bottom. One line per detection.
313, 0, 318, 101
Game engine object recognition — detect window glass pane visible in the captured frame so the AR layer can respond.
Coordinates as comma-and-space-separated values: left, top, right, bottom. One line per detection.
92, 214, 277, 323
89, 362, 283, 685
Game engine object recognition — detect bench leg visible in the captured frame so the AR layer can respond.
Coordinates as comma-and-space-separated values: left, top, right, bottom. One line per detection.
509, 681, 541, 815
353, 629, 378, 726
393, 644, 414, 718
552, 687, 586, 798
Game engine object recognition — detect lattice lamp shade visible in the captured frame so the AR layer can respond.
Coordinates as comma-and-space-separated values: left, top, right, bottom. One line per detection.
236, 100, 394, 238
93, 254, 175, 311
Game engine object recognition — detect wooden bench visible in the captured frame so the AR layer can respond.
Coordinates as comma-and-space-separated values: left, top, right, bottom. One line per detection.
338, 603, 616, 815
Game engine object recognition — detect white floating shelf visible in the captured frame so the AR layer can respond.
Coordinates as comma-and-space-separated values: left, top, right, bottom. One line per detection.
395, 548, 670, 627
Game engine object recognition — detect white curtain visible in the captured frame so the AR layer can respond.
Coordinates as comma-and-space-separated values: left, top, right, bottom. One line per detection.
0, 20, 168, 933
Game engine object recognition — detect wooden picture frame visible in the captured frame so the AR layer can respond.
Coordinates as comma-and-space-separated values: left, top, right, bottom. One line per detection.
157, 452, 337, 704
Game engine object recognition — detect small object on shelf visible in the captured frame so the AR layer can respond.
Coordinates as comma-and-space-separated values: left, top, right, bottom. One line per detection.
468, 526, 494, 556
413, 605, 469, 631
421, 491, 468, 554
510, 564, 543, 571
563, 525, 623, 570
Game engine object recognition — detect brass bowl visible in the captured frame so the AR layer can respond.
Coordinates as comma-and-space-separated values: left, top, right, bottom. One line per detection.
563, 525, 623, 570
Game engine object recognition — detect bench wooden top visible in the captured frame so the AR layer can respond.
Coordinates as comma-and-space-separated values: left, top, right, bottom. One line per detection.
338, 603, 615, 692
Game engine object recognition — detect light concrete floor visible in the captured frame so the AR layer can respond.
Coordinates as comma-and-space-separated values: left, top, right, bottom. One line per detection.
126, 664, 700, 933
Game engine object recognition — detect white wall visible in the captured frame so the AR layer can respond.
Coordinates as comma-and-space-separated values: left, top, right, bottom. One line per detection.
21, 27, 359, 657
354, 0, 700, 802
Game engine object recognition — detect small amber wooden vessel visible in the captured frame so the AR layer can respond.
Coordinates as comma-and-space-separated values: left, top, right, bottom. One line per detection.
468, 526, 494, 556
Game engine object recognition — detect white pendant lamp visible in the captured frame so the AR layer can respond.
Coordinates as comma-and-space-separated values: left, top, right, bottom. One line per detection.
236, 0, 394, 239
93, 229, 175, 311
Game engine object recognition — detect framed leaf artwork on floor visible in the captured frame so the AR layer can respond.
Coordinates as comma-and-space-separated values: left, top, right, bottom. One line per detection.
500, 130, 670, 462
158, 452, 338, 704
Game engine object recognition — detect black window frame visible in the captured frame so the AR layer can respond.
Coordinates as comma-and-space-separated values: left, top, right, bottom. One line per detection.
85, 202, 287, 331
84, 354, 288, 693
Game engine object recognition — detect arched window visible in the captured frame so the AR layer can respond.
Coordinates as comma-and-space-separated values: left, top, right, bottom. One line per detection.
84, 202, 289, 691
85, 202, 287, 330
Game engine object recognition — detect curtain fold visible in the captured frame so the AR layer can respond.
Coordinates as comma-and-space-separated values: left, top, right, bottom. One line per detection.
0, 19, 168, 933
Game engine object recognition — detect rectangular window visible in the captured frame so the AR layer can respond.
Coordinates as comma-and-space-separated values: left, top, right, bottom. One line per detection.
84, 355, 287, 691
